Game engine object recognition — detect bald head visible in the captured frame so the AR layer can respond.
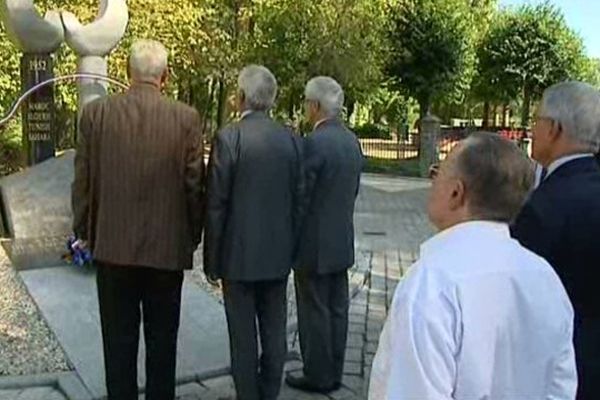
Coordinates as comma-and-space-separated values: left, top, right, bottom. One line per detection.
454, 132, 534, 222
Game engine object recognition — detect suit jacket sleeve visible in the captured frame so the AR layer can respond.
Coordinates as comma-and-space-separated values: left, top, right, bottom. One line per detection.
356, 137, 365, 198
71, 105, 93, 240
184, 111, 206, 247
300, 135, 325, 219
203, 129, 235, 279
291, 133, 306, 242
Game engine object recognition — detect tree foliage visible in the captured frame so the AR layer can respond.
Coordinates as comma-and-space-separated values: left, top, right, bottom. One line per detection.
475, 3, 591, 127
387, 0, 476, 118
0, 0, 597, 173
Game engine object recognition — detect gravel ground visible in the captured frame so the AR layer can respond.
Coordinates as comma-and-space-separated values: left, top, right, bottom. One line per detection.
0, 246, 70, 376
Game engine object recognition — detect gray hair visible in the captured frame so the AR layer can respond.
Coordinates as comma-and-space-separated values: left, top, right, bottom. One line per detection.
539, 81, 600, 152
305, 77, 345, 118
238, 65, 278, 111
129, 39, 168, 81
453, 132, 534, 223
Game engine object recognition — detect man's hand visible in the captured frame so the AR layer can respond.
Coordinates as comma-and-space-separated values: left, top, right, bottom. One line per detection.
72, 239, 88, 251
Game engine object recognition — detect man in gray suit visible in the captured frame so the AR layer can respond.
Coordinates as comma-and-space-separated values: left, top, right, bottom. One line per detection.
286, 77, 363, 393
204, 65, 303, 400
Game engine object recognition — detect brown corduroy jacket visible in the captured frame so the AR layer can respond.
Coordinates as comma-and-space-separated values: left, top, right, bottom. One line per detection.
71, 83, 205, 271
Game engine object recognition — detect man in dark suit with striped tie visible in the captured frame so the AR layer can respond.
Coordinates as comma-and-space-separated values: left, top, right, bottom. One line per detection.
512, 81, 600, 400
72, 40, 205, 400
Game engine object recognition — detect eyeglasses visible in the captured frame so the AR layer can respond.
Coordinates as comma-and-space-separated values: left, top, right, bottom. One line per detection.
429, 164, 440, 179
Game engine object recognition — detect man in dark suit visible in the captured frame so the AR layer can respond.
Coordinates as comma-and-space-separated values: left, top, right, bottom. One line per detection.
286, 77, 363, 393
72, 40, 205, 400
512, 81, 600, 400
204, 65, 303, 400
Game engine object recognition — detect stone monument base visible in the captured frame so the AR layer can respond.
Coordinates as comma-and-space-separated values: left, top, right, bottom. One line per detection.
0, 151, 74, 269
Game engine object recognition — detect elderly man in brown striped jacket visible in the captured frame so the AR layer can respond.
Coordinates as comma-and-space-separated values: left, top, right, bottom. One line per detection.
71, 39, 205, 400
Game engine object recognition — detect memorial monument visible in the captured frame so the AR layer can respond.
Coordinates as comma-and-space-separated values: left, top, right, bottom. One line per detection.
0, 0, 129, 268
0, 0, 64, 165
62, 0, 129, 111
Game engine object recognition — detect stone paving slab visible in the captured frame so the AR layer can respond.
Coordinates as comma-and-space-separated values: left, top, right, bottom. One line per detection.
355, 177, 433, 253
0, 173, 432, 399
20, 265, 229, 399
0, 387, 65, 400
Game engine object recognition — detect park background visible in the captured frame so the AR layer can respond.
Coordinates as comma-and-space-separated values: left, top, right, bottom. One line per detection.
1, 0, 599, 176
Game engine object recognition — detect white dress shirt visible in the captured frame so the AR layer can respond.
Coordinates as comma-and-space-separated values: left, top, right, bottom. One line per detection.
369, 221, 576, 400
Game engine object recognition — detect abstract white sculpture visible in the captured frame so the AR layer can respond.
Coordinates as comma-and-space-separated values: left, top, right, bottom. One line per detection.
0, 0, 64, 53
62, 0, 129, 111
61, 0, 128, 57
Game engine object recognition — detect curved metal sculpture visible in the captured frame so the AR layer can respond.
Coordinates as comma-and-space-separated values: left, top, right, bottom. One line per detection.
61, 0, 129, 112
0, 73, 129, 128
61, 0, 128, 56
0, 0, 64, 53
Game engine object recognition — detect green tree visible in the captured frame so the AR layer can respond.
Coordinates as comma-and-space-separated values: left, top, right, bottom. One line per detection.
387, 0, 475, 121
476, 4, 590, 127
245, 0, 387, 125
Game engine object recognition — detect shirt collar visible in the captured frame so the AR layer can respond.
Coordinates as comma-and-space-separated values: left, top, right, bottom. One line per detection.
421, 221, 510, 256
545, 153, 594, 179
314, 118, 333, 130
241, 110, 255, 120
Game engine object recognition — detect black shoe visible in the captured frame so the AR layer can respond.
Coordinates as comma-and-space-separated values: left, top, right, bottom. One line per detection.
285, 374, 338, 394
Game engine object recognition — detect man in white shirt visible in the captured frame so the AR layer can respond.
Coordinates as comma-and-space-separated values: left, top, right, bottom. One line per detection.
369, 132, 576, 400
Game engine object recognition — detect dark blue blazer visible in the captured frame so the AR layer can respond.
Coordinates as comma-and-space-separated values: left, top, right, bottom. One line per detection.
512, 157, 600, 319
511, 156, 600, 399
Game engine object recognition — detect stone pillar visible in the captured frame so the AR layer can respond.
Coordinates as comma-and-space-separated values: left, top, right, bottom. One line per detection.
419, 114, 441, 178
1, 0, 64, 165
21, 54, 55, 164
77, 56, 109, 115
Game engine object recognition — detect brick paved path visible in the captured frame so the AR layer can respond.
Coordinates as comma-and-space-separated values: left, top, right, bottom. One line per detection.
0, 175, 433, 400
170, 176, 434, 400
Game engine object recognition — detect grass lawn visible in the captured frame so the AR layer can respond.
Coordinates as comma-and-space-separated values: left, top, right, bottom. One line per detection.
363, 157, 421, 177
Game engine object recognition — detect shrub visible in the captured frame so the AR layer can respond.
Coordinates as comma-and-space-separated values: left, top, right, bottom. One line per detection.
0, 120, 23, 177
352, 123, 392, 140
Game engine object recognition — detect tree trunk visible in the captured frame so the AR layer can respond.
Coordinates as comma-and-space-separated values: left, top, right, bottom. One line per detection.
202, 78, 217, 138
491, 103, 497, 127
346, 98, 356, 124
482, 101, 490, 129
522, 87, 532, 128
288, 94, 295, 122
418, 97, 431, 158
216, 78, 227, 129
502, 103, 509, 127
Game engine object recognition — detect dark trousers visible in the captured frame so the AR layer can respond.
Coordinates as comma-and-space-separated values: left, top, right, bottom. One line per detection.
294, 270, 349, 388
576, 318, 600, 400
96, 262, 184, 400
223, 279, 288, 400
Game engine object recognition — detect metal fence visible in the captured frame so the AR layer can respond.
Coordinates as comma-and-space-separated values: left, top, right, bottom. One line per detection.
359, 128, 531, 161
